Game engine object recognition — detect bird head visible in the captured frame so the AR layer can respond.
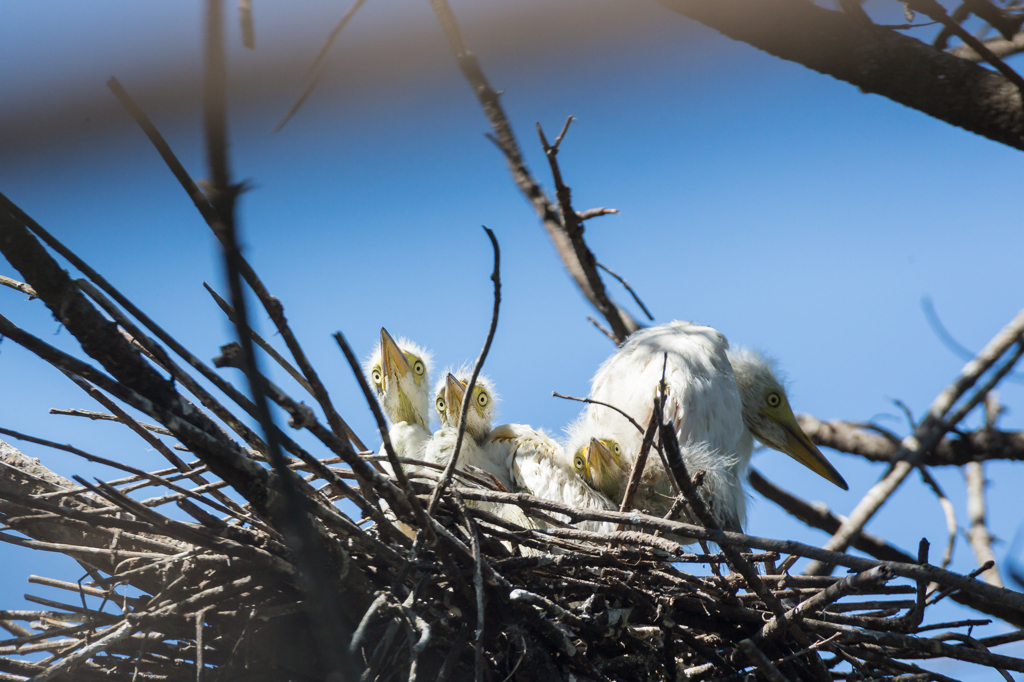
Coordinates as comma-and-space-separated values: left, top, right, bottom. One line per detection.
729, 347, 848, 490
434, 370, 497, 441
571, 437, 625, 501
363, 327, 432, 429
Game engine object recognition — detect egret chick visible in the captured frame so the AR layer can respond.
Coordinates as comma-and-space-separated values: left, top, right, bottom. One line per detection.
363, 327, 433, 468
564, 421, 745, 533
727, 347, 848, 490
582, 321, 752, 527
424, 371, 510, 488
488, 424, 617, 534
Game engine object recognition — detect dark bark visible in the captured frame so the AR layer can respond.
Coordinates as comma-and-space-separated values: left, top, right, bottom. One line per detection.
657, 0, 1024, 150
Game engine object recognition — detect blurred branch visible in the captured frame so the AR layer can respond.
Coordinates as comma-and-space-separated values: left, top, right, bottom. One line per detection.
922, 297, 1023, 384
202, 1, 359, 673
656, 0, 1024, 151
966, 461, 1003, 587
950, 29, 1024, 60
426, 0, 638, 343
272, 0, 367, 133
109, 72, 366, 457
797, 414, 1024, 466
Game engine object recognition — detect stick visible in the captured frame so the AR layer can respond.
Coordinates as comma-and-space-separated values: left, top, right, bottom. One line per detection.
427, 227, 501, 515
425, 0, 634, 342
805, 312, 1024, 575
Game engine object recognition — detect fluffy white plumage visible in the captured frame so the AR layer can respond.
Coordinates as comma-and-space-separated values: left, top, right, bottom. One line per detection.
580, 320, 753, 530
362, 328, 434, 470
423, 370, 512, 488
488, 424, 616, 533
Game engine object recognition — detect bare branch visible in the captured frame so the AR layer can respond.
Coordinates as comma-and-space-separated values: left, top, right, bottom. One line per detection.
657, 0, 1024, 151
427, 227, 501, 515
425, 0, 635, 342
804, 311, 1024, 576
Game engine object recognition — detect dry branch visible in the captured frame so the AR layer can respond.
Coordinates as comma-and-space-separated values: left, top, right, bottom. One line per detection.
656, 0, 1024, 151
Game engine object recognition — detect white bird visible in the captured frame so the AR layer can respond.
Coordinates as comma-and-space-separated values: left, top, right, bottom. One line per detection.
580, 320, 846, 532
423, 370, 510, 488
563, 423, 742, 533
727, 346, 848, 490
363, 327, 433, 471
488, 424, 617, 534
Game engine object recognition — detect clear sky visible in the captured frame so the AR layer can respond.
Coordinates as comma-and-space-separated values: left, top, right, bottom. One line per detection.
1, 1, 1023, 676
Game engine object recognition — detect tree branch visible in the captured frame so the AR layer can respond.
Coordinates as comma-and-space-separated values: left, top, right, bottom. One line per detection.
656, 0, 1024, 151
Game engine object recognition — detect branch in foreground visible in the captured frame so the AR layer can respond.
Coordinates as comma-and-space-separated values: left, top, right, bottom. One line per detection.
656, 0, 1024, 151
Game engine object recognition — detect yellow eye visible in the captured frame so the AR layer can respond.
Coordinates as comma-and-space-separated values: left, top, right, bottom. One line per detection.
611, 442, 621, 455
477, 391, 489, 407
413, 361, 425, 376
573, 455, 586, 472
766, 392, 782, 408
436, 396, 445, 412
371, 368, 382, 385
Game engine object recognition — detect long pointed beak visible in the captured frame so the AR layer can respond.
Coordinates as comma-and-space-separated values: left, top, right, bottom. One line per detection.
444, 373, 466, 423
380, 327, 411, 385
775, 416, 848, 491
586, 438, 620, 497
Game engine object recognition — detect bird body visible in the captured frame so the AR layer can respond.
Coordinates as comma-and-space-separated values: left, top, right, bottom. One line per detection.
577, 320, 847, 535
579, 320, 752, 529
488, 423, 616, 533
423, 371, 511, 488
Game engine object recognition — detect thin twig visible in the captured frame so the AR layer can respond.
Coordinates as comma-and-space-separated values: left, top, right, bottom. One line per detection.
595, 261, 654, 321
272, 0, 367, 133
0, 275, 37, 298
427, 227, 501, 515
48, 408, 172, 436
203, 282, 316, 396
917, 466, 957, 570
425, 0, 634, 342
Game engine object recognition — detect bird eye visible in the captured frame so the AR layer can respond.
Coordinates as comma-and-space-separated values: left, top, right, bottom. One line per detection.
477, 392, 489, 407
436, 396, 445, 412
371, 369, 382, 385
573, 455, 585, 472
612, 442, 621, 455
413, 361, 425, 376
767, 392, 782, 408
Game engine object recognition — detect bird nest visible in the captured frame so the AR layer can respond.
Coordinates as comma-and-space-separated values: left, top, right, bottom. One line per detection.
1, 206, 1023, 682
1, 435, 1023, 682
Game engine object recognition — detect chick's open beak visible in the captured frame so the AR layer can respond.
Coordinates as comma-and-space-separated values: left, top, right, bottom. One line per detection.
380, 327, 411, 386
774, 413, 848, 491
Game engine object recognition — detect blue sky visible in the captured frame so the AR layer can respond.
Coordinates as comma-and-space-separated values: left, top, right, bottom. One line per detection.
1, 1, 1023, 676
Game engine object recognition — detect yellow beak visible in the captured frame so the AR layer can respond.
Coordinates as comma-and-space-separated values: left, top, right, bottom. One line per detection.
380, 327, 411, 385
773, 413, 848, 491
586, 438, 620, 497
444, 372, 466, 423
